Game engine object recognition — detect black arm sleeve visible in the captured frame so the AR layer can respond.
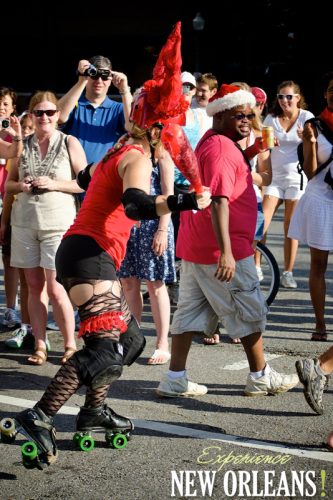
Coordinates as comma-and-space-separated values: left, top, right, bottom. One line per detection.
121, 188, 158, 221
166, 192, 199, 212
121, 188, 200, 221
77, 163, 94, 191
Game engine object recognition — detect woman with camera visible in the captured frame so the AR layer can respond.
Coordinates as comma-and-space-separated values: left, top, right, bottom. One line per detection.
5, 90, 87, 365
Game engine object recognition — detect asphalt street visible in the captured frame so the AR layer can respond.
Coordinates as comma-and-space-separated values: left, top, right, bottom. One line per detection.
0, 208, 332, 500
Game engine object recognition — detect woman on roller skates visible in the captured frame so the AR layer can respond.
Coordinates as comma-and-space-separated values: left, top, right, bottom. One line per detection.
9, 22, 211, 466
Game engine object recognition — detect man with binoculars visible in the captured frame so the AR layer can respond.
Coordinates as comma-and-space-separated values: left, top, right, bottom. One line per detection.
58, 55, 132, 166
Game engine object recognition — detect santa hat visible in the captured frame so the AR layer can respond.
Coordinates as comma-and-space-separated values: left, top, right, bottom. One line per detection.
206, 84, 256, 117
130, 22, 188, 129
251, 86, 267, 104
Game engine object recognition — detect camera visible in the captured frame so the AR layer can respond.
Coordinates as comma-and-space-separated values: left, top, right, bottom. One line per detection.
84, 64, 98, 77
1, 118, 10, 129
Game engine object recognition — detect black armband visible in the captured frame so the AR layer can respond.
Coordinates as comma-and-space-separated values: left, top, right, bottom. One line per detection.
121, 188, 158, 220
166, 192, 199, 212
77, 163, 94, 190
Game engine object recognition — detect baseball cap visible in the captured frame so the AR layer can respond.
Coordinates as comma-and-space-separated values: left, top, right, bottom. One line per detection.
251, 87, 267, 104
181, 71, 196, 88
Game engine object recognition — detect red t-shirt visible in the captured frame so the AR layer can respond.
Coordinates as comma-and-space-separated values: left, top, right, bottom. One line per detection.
177, 130, 256, 264
65, 145, 142, 269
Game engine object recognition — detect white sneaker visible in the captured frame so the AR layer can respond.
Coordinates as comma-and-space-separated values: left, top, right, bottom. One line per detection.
256, 266, 264, 282
295, 358, 327, 415
47, 320, 60, 331
281, 271, 297, 289
156, 374, 207, 398
244, 367, 299, 396
2, 308, 20, 328
5, 327, 28, 348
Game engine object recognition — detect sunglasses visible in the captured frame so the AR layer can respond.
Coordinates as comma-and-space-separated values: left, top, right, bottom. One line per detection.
89, 70, 111, 81
277, 94, 297, 101
231, 113, 256, 121
32, 109, 58, 117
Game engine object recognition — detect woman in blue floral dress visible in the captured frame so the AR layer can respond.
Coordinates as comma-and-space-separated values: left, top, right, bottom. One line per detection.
119, 151, 175, 364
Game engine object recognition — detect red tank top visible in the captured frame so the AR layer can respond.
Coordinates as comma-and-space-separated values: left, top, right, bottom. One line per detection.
65, 144, 143, 269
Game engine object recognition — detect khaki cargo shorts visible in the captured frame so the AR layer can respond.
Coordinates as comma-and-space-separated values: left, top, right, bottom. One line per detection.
171, 256, 267, 339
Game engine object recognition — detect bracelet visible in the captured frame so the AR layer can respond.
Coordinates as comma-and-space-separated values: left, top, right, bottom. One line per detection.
119, 87, 131, 95
157, 229, 167, 232
13, 137, 22, 142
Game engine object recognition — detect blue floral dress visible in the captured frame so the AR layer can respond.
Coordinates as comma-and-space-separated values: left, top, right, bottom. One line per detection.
118, 162, 176, 282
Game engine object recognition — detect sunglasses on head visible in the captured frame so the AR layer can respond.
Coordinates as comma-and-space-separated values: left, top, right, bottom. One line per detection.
32, 109, 58, 117
277, 94, 297, 101
89, 70, 111, 81
231, 112, 256, 121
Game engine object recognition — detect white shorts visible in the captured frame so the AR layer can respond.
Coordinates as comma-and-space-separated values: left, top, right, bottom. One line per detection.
263, 183, 305, 200
11, 225, 65, 270
171, 257, 267, 339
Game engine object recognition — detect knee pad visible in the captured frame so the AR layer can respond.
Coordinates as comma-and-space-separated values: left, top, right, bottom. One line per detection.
71, 337, 123, 387
120, 317, 146, 366
90, 364, 123, 390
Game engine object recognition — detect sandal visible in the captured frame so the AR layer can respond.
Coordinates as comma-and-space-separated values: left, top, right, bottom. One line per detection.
147, 349, 171, 365
28, 347, 47, 366
311, 331, 328, 342
231, 337, 242, 344
203, 334, 220, 345
61, 347, 77, 365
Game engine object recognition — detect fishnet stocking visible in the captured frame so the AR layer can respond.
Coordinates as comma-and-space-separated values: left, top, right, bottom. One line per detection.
38, 358, 82, 416
62, 277, 131, 338
84, 385, 110, 408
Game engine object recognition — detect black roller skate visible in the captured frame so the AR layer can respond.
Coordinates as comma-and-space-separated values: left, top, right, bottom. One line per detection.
0, 406, 57, 470
73, 404, 133, 451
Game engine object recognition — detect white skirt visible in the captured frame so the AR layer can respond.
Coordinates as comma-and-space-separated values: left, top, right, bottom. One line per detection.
288, 189, 333, 250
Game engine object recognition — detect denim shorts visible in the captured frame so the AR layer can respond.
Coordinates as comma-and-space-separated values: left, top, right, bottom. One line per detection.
171, 256, 267, 339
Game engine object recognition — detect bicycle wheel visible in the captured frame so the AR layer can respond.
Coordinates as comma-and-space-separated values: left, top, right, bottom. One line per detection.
256, 242, 280, 306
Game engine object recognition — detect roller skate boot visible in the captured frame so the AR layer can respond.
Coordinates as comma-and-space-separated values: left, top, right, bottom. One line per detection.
0, 406, 57, 469
73, 404, 133, 451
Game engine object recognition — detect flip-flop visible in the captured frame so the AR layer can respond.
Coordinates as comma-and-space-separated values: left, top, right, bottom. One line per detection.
147, 349, 171, 365
203, 334, 220, 345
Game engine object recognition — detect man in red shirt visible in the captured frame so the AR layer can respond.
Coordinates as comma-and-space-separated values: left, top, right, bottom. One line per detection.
157, 84, 299, 398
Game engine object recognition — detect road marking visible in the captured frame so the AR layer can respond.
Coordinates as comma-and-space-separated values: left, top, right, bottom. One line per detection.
1, 394, 332, 463
223, 354, 281, 370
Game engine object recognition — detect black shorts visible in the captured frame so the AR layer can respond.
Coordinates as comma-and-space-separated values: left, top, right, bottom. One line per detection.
73, 336, 123, 386
55, 235, 117, 282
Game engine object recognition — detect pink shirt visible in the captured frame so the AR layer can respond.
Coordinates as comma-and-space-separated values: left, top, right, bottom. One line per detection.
177, 130, 256, 264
